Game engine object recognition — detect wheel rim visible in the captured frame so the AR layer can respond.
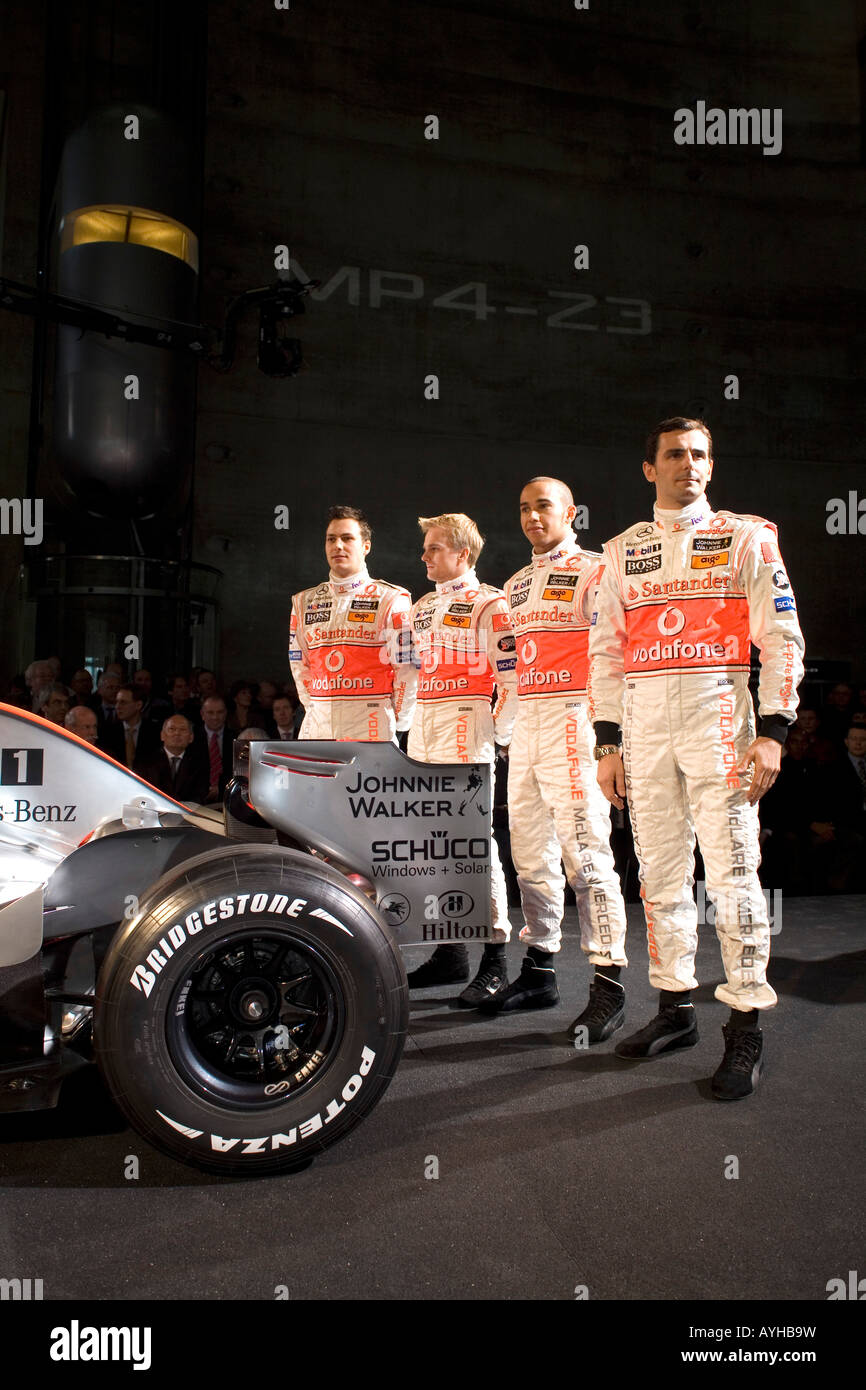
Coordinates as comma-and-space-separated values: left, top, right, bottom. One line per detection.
167, 929, 345, 1109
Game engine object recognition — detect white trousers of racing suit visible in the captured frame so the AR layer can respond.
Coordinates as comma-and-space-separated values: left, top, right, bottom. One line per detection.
623, 673, 773, 1006
508, 694, 628, 961
505, 536, 628, 963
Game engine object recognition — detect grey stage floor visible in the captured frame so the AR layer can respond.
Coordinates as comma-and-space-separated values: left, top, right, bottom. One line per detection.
0, 896, 863, 1302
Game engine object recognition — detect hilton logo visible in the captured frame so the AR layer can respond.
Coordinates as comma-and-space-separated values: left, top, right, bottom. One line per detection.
438, 892, 473, 919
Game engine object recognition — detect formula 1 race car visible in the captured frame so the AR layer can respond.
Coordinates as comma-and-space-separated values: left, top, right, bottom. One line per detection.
0, 704, 494, 1175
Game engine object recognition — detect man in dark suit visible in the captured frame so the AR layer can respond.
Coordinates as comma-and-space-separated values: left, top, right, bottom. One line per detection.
194, 695, 235, 803
137, 715, 209, 804
810, 725, 866, 893
68, 667, 100, 711
102, 684, 161, 769
95, 671, 122, 735
268, 694, 300, 741
168, 673, 202, 724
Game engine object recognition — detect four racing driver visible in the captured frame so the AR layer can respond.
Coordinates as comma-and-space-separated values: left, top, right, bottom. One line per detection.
288, 420, 804, 1101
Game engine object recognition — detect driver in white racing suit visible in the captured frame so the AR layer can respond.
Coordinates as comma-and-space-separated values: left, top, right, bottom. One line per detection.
589, 417, 804, 1099
405, 513, 518, 1005
478, 478, 629, 1041
289, 505, 416, 742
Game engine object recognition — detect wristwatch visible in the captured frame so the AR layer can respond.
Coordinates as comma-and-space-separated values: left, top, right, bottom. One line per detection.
593, 744, 621, 761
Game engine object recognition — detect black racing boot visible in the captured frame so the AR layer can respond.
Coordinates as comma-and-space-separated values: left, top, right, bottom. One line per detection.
457, 944, 509, 1008
406, 944, 470, 988
477, 946, 559, 1014
711, 1017, 764, 1101
615, 995, 698, 1058
568, 972, 625, 1044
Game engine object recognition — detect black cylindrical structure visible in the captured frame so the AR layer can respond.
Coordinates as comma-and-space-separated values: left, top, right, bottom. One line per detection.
53, 104, 199, 518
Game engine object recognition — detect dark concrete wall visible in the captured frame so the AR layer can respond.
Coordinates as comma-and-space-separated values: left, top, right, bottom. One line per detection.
194, 0, 865, 683
1, 0, 864, 687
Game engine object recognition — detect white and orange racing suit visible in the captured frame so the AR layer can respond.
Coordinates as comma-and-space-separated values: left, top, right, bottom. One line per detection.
504, 535, 628, 961
289, 568, 416, 741
408, 571, 518, 943
588, 499, 804, 1009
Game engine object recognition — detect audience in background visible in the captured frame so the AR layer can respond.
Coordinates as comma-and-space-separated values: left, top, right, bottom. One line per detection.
95, 672, 121, 729
196, 695, 234, 803
10, 661, 860, 898
821, 682, 856, 743
270, 693, 302, 740
64, 704, 100, 745
194, 668, 219, 702
68, 668, 97, 708
103, 684, 161, 769
758, 728, 818, 897
168, 674, 200, 722
34, 683, 70, 725
227, 679, 262, 733
257, 679, 278, 715
793, 708, 837, 766
137, 714, 209, 804
809, 725, 866, 894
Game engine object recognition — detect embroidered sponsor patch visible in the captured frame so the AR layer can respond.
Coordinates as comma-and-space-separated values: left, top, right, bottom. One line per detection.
625, 556, 662, 574
509, 590, 529, 608
774, 596, 796, 612
761, 541, 779, 564
625, 542, 661, 557
443, 614, 471, 628
497, 634, 516, 651
348, 608, 376, 623
772, 569, 790, 591
692, 535, 732, 552
492, 612, 510, 631
690, 552, 729, 570
542, 585, 576, 601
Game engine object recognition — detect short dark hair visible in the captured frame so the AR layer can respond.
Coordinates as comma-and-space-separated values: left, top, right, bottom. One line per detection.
327, 505, 371, 545
644, 417, 713, 465
117, 683, 146, 704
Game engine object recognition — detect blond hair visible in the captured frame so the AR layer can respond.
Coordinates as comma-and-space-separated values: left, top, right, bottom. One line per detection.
418, 513, 484, 566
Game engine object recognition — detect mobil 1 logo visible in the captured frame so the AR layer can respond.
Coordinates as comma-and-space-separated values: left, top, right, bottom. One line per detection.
1, 749, 44, 786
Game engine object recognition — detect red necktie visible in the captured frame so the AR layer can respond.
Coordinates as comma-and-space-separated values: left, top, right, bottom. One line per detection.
209, 731, 222, 787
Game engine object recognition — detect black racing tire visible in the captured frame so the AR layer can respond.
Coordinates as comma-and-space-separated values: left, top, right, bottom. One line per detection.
93, 845, 407, 1176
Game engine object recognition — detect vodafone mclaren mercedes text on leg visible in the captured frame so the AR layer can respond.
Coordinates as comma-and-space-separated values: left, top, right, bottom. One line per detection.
590, 498, 805, 1028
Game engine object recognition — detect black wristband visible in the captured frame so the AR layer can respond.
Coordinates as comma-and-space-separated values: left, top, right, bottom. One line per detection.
593, 720, 621, 747
758, 715, 793, 746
